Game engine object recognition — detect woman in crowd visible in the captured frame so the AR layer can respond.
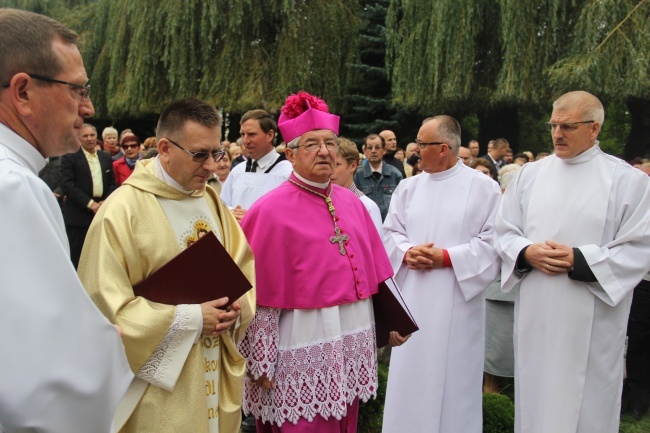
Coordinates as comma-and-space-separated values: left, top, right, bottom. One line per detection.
208, 147, 232, 195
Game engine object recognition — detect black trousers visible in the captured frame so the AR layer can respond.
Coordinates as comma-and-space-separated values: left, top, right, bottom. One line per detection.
626, 279, 650, 412
65, 225, 89, 269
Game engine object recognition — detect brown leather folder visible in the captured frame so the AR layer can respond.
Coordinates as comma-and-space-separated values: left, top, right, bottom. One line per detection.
133, 231, 252, 306
373, 277, 419, 348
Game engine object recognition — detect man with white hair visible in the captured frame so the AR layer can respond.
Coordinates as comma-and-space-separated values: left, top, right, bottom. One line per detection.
496, 90, 650, 433
239, 92, 393, 432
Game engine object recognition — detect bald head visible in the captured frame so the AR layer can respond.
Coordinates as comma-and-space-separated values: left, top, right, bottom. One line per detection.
458, 146, 471, 165
405, 142, 417, 159
553, 91, 605, 126
379, 130, 397, 152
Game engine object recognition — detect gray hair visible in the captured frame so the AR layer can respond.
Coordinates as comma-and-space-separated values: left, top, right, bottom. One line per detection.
498, 163, 522, 190
553, 91, 605, 126
423, 115, 461, 154
102, 126, 118, 139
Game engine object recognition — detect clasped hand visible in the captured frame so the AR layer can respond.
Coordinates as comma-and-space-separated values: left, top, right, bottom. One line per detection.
200, 297, 241, 337
524, 241, 574, 275
405, 243, 444, 270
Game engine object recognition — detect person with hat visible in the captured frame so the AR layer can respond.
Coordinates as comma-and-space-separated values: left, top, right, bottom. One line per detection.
239, 91, 394, 432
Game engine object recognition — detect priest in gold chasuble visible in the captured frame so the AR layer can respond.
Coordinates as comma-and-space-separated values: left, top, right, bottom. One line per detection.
78, 98, 255, 433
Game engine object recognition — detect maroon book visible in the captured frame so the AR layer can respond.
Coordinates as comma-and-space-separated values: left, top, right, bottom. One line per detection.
373, 277, 419, 348
133, 231, 252, 306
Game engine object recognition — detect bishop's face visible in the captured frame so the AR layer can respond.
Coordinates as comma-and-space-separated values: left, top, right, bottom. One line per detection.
287, 129, 337, 183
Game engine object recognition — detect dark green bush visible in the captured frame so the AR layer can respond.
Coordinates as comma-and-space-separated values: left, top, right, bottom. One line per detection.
483, 393, 515, 433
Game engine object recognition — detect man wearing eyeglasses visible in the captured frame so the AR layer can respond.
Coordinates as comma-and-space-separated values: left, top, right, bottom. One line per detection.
0, 9, 132, 433
60, 123, 117, 268
239, 92, 394, 432
77, 97, 256, 433
495, 90, 650, 433
354, 133, 403, 220
381, 115, 501, 433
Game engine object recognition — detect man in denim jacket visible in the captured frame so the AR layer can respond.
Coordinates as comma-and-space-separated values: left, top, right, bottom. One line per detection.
354, 133, 403, 220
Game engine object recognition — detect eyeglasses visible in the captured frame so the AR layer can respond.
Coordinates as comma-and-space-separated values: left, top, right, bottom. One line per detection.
166, 137, 225, 163
289, 139, 339, 153
415, 139, 446, 148
122, 144, 140, 149
545, 120, 594, 132
2, 73, 91, 101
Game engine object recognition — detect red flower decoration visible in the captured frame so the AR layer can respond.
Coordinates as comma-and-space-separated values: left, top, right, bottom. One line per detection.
281, 91, 329, 119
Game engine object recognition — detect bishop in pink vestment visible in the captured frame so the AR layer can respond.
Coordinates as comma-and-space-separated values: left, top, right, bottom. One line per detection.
239, 92, 393, 432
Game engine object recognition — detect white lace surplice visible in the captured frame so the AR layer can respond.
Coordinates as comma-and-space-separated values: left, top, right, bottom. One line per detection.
240, 300, 378, 426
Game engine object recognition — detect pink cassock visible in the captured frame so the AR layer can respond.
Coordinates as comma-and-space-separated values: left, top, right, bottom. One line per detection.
241, 173, 393, 309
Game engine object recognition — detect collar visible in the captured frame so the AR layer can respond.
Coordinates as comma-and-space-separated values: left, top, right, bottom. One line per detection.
558, 141, 602, 165
293, 171, 329, 189
154, 155, 195, 194
253, 149, 280, 171
369, 161, 383, 174
347, 183, 363, 197
81, 147, 97, 159
0, 123, 46, 174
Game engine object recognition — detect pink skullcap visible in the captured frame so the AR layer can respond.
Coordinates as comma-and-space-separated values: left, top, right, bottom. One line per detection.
278, 91, 340, 142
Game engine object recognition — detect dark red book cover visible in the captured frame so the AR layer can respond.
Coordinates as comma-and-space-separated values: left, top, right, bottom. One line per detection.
373, 277, 419, 348
134, 231, 252, 306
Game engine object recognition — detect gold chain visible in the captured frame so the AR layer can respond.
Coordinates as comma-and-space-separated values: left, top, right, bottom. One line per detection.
288, 178, 350, 255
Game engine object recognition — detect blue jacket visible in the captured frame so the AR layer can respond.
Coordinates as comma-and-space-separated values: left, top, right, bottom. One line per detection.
354, 162, 403, 220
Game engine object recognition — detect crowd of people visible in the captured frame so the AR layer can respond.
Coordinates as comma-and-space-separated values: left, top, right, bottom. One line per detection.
2, 8, 650, 433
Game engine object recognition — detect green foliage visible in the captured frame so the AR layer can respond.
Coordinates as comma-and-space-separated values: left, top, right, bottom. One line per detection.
547, 0, 650, 100
79, 0, 362, 118
620, 413, 650, 433
483, 393, 515, 433
598, 102, 630, 157
358, 362, 388, 433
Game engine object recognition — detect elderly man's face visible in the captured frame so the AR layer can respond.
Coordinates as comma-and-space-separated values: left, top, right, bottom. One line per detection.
159, 121, 221, 191
405, 143, 417, 159
79, 126, 97, 154
549, 106, 600, 159
365, 137, 385, 165
28, 39, 95, 157
287, 129, 337, 183
458, 147, 471, 165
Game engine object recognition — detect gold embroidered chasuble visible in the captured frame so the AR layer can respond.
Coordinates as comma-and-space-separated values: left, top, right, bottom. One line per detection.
78, 159, 256, 433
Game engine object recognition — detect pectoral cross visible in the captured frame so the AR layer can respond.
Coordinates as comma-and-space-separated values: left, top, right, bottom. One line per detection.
330, 226, 350, 256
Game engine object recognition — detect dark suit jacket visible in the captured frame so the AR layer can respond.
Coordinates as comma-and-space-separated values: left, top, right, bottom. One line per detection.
480, 154, 499, 181
61, 149, 117, 228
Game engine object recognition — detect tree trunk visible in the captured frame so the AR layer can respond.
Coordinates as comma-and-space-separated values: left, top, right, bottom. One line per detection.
626, 98, 650, 160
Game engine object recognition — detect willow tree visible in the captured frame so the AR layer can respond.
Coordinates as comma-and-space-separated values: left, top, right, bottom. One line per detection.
385, 0, 648, 156
78, 0, 361, 118
547, 0, 650, 158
